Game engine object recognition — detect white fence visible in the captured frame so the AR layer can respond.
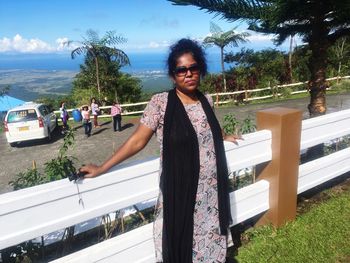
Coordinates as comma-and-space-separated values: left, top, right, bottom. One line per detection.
1, 108, 350, 262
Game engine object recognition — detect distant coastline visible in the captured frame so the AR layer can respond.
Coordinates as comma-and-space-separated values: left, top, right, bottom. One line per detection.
0, 52, 228, 101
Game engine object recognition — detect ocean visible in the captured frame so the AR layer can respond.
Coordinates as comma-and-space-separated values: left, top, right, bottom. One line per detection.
0, 52, 226, 73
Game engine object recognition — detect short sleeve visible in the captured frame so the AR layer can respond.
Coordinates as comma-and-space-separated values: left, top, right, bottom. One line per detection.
205, 94, 214, 107
140, 94, 163, 131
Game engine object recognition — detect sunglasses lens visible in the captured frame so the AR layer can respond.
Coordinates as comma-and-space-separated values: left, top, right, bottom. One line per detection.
189, 65, 199, 73
174, 65, 200, 76
174, 67, 188, 75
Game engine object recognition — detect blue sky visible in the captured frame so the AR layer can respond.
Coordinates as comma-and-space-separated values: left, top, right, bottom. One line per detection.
0, 0, 292, 54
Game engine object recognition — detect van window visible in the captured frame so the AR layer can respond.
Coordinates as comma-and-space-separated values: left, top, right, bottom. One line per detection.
39, 105, 49, 116
6, 109, 38, 123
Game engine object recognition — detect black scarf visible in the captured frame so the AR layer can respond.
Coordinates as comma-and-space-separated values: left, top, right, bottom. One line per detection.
161, 88, 232, 263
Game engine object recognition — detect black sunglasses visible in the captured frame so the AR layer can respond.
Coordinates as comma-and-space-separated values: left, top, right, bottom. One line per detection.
173, 64, 200, 76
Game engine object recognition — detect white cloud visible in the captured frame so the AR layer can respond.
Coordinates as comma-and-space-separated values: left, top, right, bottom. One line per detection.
148, 40, 170, 49
56, 37, 69, 51
247, 33, 274, 42
0, 34, 73, 53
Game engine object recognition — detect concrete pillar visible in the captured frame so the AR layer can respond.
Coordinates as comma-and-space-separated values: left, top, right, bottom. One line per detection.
256, 107, 302, 227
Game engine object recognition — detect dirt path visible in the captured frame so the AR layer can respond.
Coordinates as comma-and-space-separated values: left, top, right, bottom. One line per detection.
1, 93, 350, 194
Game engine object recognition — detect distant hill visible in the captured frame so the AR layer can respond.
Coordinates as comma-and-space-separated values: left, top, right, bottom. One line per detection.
0, 69, 76, 101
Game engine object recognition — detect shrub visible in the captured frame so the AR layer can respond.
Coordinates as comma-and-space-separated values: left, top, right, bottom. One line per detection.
9, 168, 45, 190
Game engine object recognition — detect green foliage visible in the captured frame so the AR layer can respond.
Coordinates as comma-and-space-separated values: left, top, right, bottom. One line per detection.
9, 168, 45, 190
330, 79, 350, 93
67, 29, 134, 100
44, 156, 76, 181
201, 74, 221, 93
223, 113, 239, 135
71, 51, 142, 105
203, 22, 250, 49
35, 95, 76, 111
9, 129, 77, 190
327, 37, 350, 77
223, 113, 256, 135
45, 128, 77, 181
225, 48, 290, 87
279, 87, 292, 98
58, 128, 75, 157
240, 115, 256, 134
203, 22, 250, 91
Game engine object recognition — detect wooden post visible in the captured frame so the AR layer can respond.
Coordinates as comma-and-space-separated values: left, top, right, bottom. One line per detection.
255, 107, 302, 227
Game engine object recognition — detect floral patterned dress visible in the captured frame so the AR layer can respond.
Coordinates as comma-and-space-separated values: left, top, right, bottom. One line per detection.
140, 92, 227, 262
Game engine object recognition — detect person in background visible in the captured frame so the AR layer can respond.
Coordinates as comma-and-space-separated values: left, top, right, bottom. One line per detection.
59, 101, 69, 133
80, 38, 240, 263
90, 98, 101, 128
81, 105, 92, 137
111, 100, 122, 132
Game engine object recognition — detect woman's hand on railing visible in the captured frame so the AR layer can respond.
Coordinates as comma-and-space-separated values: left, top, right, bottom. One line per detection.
80, 164, 104, 178
223, 134, 243, 145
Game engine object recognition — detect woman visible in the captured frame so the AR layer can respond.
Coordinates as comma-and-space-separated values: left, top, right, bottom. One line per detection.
111, 100, 122, 132
90, 97, 101, 128
81, 39, 239, 262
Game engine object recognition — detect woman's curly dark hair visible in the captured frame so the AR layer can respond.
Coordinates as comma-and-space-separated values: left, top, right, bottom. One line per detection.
167, 38, 207, 78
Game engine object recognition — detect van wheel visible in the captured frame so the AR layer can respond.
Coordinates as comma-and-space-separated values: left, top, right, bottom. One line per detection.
9, 142, 16, 147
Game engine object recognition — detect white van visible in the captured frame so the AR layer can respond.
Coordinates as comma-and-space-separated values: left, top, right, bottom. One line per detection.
4, 102, 57, 146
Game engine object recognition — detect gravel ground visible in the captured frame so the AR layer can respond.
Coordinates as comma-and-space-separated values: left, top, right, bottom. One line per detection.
1, 93, 350, 194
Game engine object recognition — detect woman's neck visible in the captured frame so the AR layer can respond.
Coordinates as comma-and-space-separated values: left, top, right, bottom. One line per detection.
175, 88, 198, 104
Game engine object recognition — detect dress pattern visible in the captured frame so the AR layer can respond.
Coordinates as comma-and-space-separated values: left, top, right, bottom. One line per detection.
140, 92, 227, 262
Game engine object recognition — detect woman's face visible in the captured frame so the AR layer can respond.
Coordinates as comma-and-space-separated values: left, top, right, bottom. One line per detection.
172, 53, 200, 95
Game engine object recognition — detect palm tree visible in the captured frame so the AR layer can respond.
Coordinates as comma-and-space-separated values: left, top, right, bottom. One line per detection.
66, 30, 130, 97
203, 22, 250, 92
168, 0, 350, 116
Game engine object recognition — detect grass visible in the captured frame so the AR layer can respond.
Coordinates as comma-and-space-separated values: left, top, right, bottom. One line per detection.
233, 182, 350, 263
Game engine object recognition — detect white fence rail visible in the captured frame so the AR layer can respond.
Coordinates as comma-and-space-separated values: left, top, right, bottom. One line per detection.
1, 108, 350, 262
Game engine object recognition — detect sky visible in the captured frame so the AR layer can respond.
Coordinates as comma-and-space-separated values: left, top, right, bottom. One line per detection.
0, 0, 292, 55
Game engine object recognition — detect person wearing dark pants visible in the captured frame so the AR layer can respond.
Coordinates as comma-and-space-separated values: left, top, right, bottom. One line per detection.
111, 101, 122, 131
81, 106, 92, 137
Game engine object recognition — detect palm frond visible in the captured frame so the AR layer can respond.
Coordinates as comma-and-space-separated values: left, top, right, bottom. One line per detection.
101, 31, 128, 46
86, 29, 100, 43
210, 21, 223, 34
71, 47, 88, 59
168, 0, 267, 22
108, 48, 130, 66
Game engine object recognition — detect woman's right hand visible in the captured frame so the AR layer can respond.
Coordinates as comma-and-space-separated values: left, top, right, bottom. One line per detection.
79, 164, 104, 178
